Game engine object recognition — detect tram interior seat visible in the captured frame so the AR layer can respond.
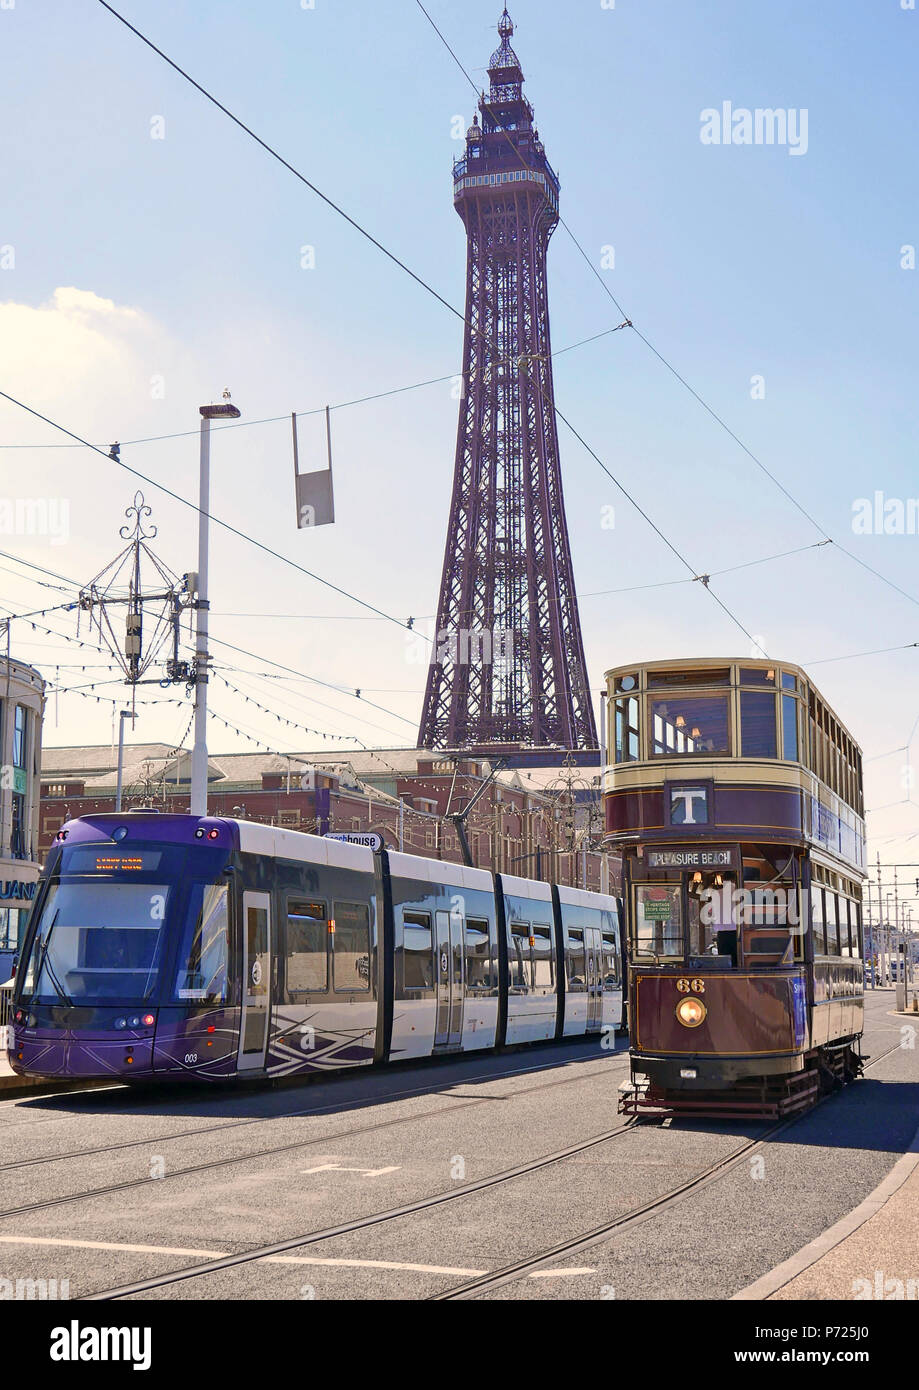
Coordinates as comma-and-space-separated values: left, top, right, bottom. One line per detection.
744, 929, 794, 966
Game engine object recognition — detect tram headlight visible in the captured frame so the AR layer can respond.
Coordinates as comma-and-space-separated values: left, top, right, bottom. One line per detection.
114, 1017, 127, 1030
676, 996, 707, 1028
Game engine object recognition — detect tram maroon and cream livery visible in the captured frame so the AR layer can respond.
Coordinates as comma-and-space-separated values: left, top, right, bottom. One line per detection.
8, 813, 623, 1083
607, 658, 866, 1119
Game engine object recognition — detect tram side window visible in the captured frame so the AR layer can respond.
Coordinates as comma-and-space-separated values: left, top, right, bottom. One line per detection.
332, 901, 372, 992
615, 697, 640, 763
402, 909, 434, 990
782, 693, 800, 762
509, 925, 532, 992
286, 899, 328, 995
825, 893, 840, 956
740, 691, 777, 759
175, 884, 229, 1005
464, 916, 494, 989
601, 932, 619, 987
566, 929, 587, 991
651, 698, 729, 757
532, 925, 555, 990
811, 886, 826, 956
849, 901, 863, 959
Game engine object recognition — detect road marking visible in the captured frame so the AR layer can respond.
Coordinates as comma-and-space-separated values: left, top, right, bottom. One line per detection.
0, 1234, 226, 1259
300, 1163, 402, 1178
268, 1255, 487, 1276
0, 1234, 584, 1281
0, 1234, 483, 1278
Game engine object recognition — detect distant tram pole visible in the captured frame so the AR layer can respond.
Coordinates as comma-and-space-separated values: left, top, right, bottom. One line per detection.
191, 398, 241, 816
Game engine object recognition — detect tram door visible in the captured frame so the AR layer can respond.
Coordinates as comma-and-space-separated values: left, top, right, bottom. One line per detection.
435, 908, 464, 1047
238, 891, 272, 1071
585, 928, 604, 1032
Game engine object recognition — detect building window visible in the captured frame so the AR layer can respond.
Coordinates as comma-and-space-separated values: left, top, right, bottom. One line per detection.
0, 908, 22, 953
12, 705, 27, 770
11, 794, 26, 858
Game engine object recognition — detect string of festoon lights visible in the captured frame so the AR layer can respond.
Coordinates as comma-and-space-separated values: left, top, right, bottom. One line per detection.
206, 703, 364, 761
212, 674, 369, 746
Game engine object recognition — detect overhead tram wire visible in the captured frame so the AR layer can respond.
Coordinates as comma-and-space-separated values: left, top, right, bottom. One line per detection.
206, 635, 418, 730
412, 0, 919, 617
0, 548, 421, 739
0, 388, 426, 642
93, 1, 765, 659
0, 326, 633, 453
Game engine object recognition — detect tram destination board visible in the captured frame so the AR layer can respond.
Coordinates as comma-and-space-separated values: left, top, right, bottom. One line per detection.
644, 845, 740, 870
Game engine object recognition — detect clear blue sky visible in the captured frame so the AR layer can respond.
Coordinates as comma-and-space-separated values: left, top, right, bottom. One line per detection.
1, 0, 917, 891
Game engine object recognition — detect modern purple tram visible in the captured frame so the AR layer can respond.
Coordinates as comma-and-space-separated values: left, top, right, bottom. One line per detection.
9, 812, 623, 1083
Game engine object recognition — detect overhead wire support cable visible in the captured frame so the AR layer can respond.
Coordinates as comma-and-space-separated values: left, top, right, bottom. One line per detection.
0, 387, 424, 640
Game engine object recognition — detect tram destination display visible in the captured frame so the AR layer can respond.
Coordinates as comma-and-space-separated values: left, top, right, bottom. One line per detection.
645, 846, 738, 870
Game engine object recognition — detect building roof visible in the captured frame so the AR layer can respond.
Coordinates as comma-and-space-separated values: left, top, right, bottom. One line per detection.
40, 743, 594, 805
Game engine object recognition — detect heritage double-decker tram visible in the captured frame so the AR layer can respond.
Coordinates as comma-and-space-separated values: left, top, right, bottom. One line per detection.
606, 658, 866, 1118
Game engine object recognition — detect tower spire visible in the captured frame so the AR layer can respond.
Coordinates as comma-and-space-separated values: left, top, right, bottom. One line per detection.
418, 15, 597, 753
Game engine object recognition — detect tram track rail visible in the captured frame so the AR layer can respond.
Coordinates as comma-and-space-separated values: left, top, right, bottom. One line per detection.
79, 1039, 906, 1302
433, 1039, 906, 1299
82, 1119, 639, 1300
0, 1051, 630, 1219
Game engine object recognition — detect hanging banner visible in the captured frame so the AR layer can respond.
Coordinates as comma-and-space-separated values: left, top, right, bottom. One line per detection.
293, 409, 335, 528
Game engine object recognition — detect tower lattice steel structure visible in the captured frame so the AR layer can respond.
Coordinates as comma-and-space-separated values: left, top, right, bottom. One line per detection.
418, 10, 597, 752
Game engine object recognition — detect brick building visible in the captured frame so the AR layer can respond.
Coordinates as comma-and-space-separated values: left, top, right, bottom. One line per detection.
39, 745, 615, 891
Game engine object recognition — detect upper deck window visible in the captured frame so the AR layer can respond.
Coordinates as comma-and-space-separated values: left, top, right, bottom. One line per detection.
651, 697, 729, 757
615, 697, 640, 763
740, 667, 776, 687
740, 691, 777, 758
782, 693, 800, 762
647, 668, 731, 689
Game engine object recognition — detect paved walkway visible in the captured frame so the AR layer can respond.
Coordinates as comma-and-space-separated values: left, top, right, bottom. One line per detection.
735, 1115, 919, 1301
768, 1159, 919, 1300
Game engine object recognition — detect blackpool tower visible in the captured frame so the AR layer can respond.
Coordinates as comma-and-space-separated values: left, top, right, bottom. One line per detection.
418, 9, 597, 752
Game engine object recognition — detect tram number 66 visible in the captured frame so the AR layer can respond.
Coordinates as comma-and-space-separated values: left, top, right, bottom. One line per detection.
184, 1052, 198, 1064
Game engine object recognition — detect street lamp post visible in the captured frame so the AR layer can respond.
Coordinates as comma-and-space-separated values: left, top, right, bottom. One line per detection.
191, 399, 240, 817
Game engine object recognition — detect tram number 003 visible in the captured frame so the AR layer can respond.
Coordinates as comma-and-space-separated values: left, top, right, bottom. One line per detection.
184, 1053, 198, 1064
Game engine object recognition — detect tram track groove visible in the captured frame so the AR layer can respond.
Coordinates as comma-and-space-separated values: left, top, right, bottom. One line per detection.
80, 1038, 903, 1301
0, 1054, 629, 1218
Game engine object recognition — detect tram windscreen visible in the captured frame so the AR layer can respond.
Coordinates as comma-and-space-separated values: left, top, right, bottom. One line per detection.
19, 879, 171, 1004
18, 841, 230, 1007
